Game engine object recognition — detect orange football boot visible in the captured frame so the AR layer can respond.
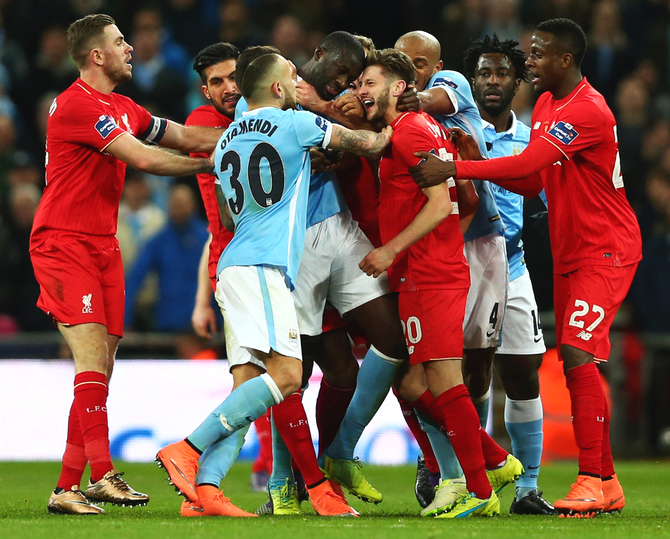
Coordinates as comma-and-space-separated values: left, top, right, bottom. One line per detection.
308, 480, 358, 517
555, 475, 604, 518
156, 440, 200, 502
196, 485, 258, 517
602, 474, 625, 514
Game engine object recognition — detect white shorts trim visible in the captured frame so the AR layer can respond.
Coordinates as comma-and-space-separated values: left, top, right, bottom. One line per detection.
463, 232, 508, 349
497, 269, 546, 355
215, 265, 302, 370
293, 211, 390, 336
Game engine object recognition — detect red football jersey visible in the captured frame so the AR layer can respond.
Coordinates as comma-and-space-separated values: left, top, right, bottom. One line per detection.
185, 105, 234, 286
338, 156, 381, 248
379, 111, 469, 292
32, 79, 153, 242
531, 78, 642, 273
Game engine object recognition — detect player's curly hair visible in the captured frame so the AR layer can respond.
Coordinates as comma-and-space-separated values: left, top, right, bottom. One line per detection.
463, 34, 529, 83
366, 48, 417, 86
193, 43, 239, 84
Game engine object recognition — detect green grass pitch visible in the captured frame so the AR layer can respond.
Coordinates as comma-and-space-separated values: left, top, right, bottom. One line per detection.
1, 461, 669, 538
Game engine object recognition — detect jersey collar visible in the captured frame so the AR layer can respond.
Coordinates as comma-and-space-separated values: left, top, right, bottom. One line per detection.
481, 110, 519, 139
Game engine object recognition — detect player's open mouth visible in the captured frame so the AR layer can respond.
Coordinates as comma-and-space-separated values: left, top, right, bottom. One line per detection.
327, 85, 339, 96
224, 95, 240, 104
362, 99, 375, 110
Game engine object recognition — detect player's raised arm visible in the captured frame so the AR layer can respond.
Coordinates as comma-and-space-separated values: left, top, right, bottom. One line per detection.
158, 121, 224, 154
327, 124, 392, 157
105, 133, 214, 176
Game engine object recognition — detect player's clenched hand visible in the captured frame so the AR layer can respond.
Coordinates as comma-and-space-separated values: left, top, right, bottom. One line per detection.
192, 303, 218, 339
310, 147, 340, 173
396, 85, 422, 112
381, 125, 393, 145
335, 92, 365, 119
449, 127, 483, 161
359, 246, 395, 278
296, 80, 326, 113
409, 151, 456, 189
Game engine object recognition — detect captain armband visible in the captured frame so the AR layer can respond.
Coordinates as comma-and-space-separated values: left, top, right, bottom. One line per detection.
138, 116, 169, 144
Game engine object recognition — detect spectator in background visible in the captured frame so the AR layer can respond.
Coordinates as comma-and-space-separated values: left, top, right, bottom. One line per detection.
582, 0, 635, 104
439, 0, 488, 69
483, 0, 523, 42
629, 168, 670, 353
125, 183, 208, 332
116, 7, 189, 122
29, 25, 79, 99
117, 169, 167, 272
615, 76, 651, 210
270, 15, 309, 67
218, 0, 266, 51
0, 183, 52, 331
163, 0, 219, 57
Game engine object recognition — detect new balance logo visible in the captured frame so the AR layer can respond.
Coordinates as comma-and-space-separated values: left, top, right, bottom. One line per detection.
82, 293, 93, 314
576, 330, 593, 341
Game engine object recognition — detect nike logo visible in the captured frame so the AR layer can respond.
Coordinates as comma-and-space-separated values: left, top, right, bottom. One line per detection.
219, 414, 234, 432
533, 336, 543, 343
607, 496, 623, 506
170, 458, 195, 491
528, 465, 540, 470
486, 330, 495, 337
185, 505, 204, 512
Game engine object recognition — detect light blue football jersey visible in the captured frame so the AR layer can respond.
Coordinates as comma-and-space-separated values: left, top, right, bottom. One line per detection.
482, 112, 531, 281
236, 97, 347, 228
215, 106, 332, 289
426, 70, 504, 242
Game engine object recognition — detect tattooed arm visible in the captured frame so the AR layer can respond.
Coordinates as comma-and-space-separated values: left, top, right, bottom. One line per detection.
327, 124, 392, 157
215, 183, 235, 233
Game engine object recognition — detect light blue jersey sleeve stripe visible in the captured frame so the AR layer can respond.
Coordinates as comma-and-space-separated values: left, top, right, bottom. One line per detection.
257, 266, 277, 350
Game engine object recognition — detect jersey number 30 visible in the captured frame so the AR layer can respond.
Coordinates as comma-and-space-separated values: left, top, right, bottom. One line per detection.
220, 142, 285, 215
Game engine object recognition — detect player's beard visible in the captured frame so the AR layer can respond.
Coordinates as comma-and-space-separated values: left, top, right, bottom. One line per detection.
104, 62, 132, 85
369, 87, 390, 125
282, 93, 298, 110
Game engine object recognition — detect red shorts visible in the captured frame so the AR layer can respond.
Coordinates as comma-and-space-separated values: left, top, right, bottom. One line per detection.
399, 288, 468, 365
322, 306, 368, 346
554, 264, 638, 362
30, 231, 126, 337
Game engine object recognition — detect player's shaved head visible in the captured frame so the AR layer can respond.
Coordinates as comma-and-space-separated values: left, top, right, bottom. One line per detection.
242, 53, 295, 109
236, 45, 281, 95
394, 31, 443, 91
395, 31, 441, 67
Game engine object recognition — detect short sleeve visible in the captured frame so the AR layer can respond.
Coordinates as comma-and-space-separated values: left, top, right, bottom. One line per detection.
429, 70, 475, 117
292, 110, 332, 149
394, 122, 454, 170
58, 97, 127, 152
541, 102, 603, 160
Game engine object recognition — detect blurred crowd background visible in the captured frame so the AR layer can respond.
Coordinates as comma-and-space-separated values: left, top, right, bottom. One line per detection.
0, 0, 669, 454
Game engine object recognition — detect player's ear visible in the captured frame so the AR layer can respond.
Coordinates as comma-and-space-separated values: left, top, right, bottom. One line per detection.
434, 59, 443, 73
561, 52, 573, 69
90, 47, 104, 67
202, 85, 211, 100
392, 79, 407, 97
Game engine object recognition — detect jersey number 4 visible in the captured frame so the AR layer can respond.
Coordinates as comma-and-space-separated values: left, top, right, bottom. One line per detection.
220, 142, 285, 215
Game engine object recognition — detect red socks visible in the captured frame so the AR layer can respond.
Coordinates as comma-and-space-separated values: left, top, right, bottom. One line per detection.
479, 428, 509, 470
315, 379, 355, 457
429, 384, 491, 499
399, 393, 439, 474
566, 363, 605, 476
271, 391, 324, 486
72, 371, 113, 482
252, 411, 273, 474
601, 390, 615, 478
56, 402, 87, 490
